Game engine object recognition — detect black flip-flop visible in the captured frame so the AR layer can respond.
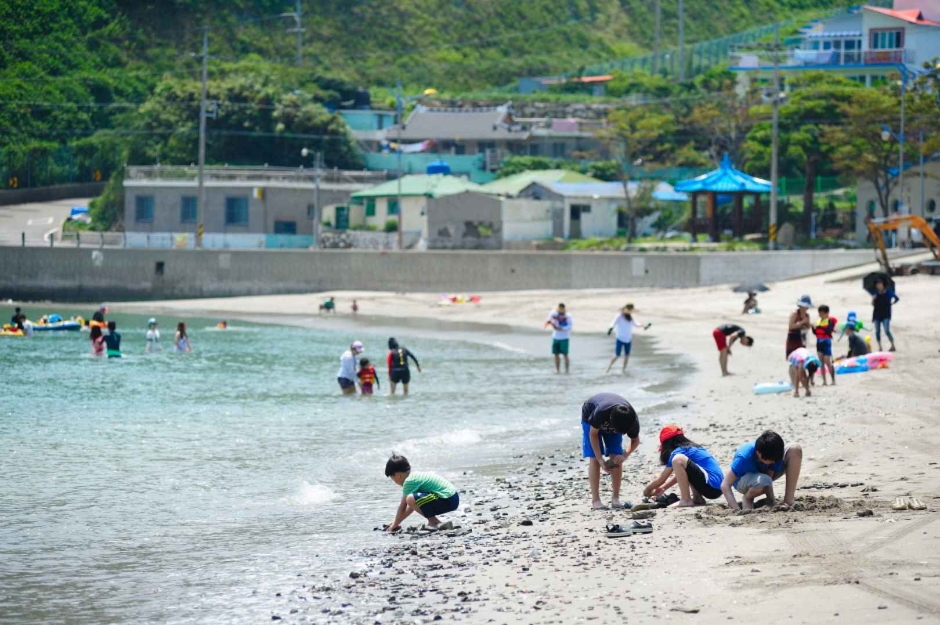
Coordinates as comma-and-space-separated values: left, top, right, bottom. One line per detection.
606, 524, 632, 538
631, 520, 654, 534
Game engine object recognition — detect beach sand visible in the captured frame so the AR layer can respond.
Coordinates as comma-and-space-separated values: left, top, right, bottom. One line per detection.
112, 257, 940, 624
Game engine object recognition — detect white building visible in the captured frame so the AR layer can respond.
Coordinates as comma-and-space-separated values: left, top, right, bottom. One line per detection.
733, 1, 940, 87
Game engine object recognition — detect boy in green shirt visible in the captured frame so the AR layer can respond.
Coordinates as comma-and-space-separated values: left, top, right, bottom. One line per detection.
385, 454, 459, 532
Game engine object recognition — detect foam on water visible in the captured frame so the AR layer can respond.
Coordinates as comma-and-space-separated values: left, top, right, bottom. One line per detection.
285, 481, 338, 506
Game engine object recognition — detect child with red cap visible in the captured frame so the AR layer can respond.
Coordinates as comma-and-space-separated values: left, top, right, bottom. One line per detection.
643, 425, 724, 507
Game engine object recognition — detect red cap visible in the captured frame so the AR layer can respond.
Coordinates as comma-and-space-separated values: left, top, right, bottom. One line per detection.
658, 425, 684, 449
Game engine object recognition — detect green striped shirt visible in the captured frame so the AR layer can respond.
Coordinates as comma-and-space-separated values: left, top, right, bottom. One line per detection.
402, 471, 456, 499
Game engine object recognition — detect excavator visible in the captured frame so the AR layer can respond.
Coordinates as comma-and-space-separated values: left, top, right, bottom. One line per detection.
867, 214, 940, 274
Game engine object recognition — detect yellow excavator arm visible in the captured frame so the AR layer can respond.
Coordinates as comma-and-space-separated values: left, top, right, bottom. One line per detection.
866, 215, 940, 273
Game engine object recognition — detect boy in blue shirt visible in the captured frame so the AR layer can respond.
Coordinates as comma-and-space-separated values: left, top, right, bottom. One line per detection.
721, 431, 803, 511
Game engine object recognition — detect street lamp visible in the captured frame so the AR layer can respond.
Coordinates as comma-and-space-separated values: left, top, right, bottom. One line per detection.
393, 85, 437, 251
301, 147, 321, 248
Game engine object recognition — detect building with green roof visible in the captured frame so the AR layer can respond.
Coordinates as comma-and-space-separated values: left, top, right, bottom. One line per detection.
482, 169, 600, 198
332, 174, 483, 236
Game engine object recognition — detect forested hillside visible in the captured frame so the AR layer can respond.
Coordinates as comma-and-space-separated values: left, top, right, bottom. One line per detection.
1, 0, 856, 227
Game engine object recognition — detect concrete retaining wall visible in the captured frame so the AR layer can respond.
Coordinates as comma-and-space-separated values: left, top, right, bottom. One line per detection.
0, 246, 886, 302
0, 183, 105, 206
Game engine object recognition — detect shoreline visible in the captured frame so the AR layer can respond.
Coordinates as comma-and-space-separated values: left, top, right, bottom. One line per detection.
12, 266, 940, 623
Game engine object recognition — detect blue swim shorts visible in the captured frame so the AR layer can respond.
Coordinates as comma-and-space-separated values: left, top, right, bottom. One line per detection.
581, 421, 624, 458
337, 377, 356, 390
414, 492, 460, 518
816, 339, 832, 357
615, 339, 632, 357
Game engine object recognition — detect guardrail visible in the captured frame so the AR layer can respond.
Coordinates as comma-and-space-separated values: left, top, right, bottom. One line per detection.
125, 166, 391, 186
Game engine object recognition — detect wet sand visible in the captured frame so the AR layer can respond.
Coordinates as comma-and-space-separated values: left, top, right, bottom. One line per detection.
108, 257, 940, 623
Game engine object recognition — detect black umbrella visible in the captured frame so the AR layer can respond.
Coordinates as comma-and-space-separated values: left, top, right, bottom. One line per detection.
863, 272, 894, 294
732, 283, 770, 293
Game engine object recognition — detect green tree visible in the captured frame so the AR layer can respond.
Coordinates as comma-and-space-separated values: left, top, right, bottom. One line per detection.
823, 86, 910, 218
600, 106, 677, 240
745, 73, 860, 233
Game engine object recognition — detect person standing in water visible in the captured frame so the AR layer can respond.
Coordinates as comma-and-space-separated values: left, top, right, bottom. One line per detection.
387, 338, 421, 395
544, 303, 572, 373
606, 303, 647, 373
102, 321, 122, 358
337, 340, 364, 395
146, 318, 162, 353
174, 322, 193, 353
89, 325, 105, 357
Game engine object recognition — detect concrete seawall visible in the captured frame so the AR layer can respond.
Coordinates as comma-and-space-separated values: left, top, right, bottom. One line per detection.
0, 246, 887, 301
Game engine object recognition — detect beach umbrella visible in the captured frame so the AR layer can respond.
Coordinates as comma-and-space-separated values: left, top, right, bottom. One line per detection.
732, 283, 770, 293
862, 272, 894, 294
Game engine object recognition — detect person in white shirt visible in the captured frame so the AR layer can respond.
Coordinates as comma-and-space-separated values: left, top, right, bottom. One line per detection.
337, 340, 364, 395
145, 318, 162, 353
544, 303, 573, 373
606, 304, 647, 373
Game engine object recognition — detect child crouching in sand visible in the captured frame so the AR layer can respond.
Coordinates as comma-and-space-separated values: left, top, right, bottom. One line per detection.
721, 431, 803, 511
643, 425, 724, 507
385, 454, 459, 532
788, 347, 820, 398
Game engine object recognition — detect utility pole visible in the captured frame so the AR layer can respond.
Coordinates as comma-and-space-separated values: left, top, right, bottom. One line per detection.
652, 0, 661, 75
196, 26, 208, 249
284, 0, 305, 66
396, 88, 404, 251
677, 0, 685, 81
898, 73, 906, 216
768, 24, 781, 250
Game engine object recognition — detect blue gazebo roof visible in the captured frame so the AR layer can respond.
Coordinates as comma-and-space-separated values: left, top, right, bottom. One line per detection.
674, 154, 772, 194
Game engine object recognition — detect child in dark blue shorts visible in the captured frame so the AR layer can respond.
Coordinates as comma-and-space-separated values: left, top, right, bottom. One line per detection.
385, 454, 459, 532
581, 392, 641, 510
814, 305, 837, 386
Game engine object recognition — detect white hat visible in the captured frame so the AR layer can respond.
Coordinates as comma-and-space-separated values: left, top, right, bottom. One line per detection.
796, 295, 813, 308
352, 340, 364, 353
147, 318, 157, 325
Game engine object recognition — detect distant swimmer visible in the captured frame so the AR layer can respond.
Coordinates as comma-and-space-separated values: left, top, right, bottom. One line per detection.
580, 392, 641, 510
712, 323, 753, 376
387, 337, 421, 396
337, 340, 364, 395
357, 358, 380, 395
89, 325, 105, 357
174, 322, 193, 353
103, 321, 122, 358
217, 320, 228, 330
146, 318, 162, 353
91, 305, 108, 326
351, 300, 359, 315
19, 315, 33, 338
319, 297, 336, 315
10, 307, 23, 330
544, 303, 572, 374
606, 303, 648, 374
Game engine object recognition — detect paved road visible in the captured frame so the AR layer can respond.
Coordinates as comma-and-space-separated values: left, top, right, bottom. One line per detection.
0, 197, 92, 246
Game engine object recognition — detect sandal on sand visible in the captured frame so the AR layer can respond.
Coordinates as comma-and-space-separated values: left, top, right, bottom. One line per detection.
606, 524, 632, 538
908, 498, 927, 511
892, 497, 909, 511
630, 503, 652, 512
631, 520, 654, 534
437, 521, 455, 531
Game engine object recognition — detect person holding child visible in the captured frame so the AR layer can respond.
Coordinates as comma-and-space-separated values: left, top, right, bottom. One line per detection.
385, 454, 459, 532
643, 425, 724, 507
721, 431, 803, 511
581, 392, 641, 510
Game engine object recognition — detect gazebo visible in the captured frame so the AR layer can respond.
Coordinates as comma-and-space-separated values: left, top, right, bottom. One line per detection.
675, 154, 772, 242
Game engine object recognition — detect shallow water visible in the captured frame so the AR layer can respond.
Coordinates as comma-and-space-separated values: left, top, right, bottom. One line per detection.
1, 307, 686, 623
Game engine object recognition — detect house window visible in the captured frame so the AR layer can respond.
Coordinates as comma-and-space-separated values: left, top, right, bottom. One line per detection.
307, 204, 317, 219
927, 199, 937, 214
867, 200, 876, 217
273, 220, 297, 234
180, 196, 197, 223
387, 199, 400, 216
870, 29, 903, 50
365, 198, 376, 217
552, 142, 567, 158
478, 142, 495, 155
454, 143, 466, 155
135, 195, 154, 223
528, 144, 540, 156
225, 196, 249, 226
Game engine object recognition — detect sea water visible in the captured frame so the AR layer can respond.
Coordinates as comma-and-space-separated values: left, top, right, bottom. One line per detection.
0, 309, 686, 623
